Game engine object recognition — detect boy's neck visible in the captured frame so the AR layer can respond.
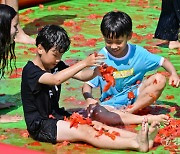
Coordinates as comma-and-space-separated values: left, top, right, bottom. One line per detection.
32, 55, 49, 72
119, 44, 128, 58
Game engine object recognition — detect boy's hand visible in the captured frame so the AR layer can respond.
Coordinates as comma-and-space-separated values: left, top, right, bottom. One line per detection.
85, 52, 105, 67
169, 74, 180, 87
86, 98, 98, 105
94, 66, 102, 76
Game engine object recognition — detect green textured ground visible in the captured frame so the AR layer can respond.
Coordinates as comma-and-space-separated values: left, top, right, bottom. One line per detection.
0, 0, 179, 153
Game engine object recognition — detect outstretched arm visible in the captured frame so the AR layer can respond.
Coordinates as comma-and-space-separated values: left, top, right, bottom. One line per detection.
39, 53, 104, 85
161, 58, 180, 87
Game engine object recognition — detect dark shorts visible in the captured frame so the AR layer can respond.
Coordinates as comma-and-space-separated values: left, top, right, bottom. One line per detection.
28, 119, 58, 144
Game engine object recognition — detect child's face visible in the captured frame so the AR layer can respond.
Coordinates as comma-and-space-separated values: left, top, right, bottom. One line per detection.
104, 34, 131, 58
40, 47, 64, 70
11, 15, 18, 43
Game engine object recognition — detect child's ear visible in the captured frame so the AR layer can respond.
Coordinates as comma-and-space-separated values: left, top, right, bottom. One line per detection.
127, 31, 133, 40
37, 44, 44, 54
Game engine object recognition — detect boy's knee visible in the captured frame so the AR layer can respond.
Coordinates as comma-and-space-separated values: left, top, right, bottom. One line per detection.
155, 73, 166, 89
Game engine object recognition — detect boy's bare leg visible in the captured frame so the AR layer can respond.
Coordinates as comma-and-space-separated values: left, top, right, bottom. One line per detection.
15, 24, 35, 44
111, 109, 169, 125
126, 73, 166, 114
1, 0, 35, 44
169, 40, 180, 49
0, 114, 23, 123
56, 119, 150, 152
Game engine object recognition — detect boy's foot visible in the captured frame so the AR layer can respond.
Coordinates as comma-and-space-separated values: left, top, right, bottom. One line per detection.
148, 121, 160, 149
15, 33, 35, 45
169, 41, 180, 49
0, 115, 23, 123
156, 40, 169, 48
147, 114, 169, 125
136, 118, 149, 152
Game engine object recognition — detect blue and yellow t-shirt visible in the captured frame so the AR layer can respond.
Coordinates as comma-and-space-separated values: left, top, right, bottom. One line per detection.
87, 44, 164, 108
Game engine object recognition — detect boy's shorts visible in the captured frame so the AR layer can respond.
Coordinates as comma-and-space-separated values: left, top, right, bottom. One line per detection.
28, 119, 58, 144
100, 85, 140, 109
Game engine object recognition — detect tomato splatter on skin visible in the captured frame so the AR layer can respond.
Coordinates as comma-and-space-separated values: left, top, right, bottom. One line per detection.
149, 93, 157, 103
153, 79, 157, 84
171, 81, 177, 87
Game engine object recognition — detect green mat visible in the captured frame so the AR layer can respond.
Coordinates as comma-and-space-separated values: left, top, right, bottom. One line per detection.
0, 0, 179, 153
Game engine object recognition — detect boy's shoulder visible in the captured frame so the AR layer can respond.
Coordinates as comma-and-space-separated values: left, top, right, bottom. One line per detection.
22, 61, 42, 74
23, 61, 33, 69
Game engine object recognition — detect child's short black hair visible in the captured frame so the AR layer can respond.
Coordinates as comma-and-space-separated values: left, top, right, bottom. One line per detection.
36, 25, 70, 53
101, 11, 132, 39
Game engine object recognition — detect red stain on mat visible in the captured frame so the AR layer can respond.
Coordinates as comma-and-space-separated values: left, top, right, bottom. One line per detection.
28, 141, 42, 146
144, 46, 162, 54
87, 14, 102, 19
154, 119, 180, 152
58, 5, 70, 10
136, 24, 147, 29
165, 95, 175, 100
9, 68, 23, 78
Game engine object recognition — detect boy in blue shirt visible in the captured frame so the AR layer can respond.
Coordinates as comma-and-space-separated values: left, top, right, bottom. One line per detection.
82, 11, 179, 114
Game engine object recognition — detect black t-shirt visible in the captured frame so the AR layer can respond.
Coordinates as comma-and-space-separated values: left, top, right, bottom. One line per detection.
21, 61, 71, 132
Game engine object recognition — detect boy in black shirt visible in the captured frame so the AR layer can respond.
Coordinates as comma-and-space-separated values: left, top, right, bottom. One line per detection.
21, 25, 160, 152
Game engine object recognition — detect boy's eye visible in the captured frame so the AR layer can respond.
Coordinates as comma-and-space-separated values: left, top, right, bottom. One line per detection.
116, 41, 123, 44
106, 41, 113, 44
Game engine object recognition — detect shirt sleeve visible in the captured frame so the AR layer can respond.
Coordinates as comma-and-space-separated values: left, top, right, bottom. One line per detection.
86, 76, 100, 88
26, 65, 46, 94
140, 47, 164, 71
